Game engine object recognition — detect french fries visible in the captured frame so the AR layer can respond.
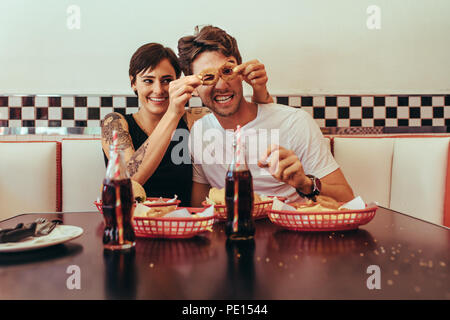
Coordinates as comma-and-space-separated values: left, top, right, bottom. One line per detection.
206, 187, 268, 205
133, 202, 177, 218
294, 195, 344, 212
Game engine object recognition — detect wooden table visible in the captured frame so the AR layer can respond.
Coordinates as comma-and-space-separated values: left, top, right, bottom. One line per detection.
0, 207, 448, 300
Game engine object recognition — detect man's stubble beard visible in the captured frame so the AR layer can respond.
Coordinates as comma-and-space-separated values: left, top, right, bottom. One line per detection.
205, 90, 243, 118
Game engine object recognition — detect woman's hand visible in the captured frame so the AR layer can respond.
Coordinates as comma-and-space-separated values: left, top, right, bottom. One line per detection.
167, 75, 202, 117
234, 59, 273, 104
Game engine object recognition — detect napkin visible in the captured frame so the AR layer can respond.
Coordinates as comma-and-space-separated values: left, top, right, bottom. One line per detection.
271, 196, 367, 211
162, 205, 214, 219
142, 195, 178, 205
272, 198, 297, 211
339, 196, 366, 210
133, 203, 152, 217
196, 205, 214, 217
167, 195, 178, 203
163, 208, 191, 218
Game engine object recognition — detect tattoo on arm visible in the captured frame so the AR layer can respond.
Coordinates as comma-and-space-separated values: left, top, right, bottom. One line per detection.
127, 141, 149, 176
101, 113, 133, 148
102, 112, 151, 178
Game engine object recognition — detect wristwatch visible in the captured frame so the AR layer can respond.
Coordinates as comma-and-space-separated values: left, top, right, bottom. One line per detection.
296, 174, 321, 200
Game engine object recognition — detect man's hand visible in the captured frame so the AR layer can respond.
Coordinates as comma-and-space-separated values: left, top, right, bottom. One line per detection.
257, 144, 312, 193
167, 75, 202, 117
234, 60, 273, 104
234, 59, 268, 88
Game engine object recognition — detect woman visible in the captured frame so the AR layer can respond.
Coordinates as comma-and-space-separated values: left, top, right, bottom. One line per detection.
101, 43, 272, 206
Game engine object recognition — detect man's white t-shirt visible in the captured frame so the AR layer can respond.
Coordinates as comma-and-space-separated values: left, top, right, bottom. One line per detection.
189, 103, 339, 202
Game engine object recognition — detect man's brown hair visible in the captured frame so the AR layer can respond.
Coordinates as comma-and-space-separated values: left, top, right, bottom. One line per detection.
177, 25, 242, 76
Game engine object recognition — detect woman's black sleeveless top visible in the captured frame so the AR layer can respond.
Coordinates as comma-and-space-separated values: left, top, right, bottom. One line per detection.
103, 114, 192, 206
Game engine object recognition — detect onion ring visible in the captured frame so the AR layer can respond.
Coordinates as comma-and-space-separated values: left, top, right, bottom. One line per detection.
219, 62, 238, 81
198, 62, 241, 86
199, 68, 219, 86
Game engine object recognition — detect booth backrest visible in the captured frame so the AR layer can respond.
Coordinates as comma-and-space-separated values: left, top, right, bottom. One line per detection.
390, 137, 450, 226
333, 136, 450, 227
333, 137, 395, 207
0, 141, 61, 221
1, 135, 449, 227
61, 139, 105, 212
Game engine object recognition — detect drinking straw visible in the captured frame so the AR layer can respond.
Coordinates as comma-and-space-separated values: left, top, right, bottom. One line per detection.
112, 130, 120, 179
235, 125, 241, 169
115, 184, 124, 245
233, 125, 241, 233
112, 130, 124, 244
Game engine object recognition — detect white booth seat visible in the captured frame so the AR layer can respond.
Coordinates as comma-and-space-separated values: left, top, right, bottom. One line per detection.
0, 141, 61, 221
390, 137, 450, 226
61, 139, 106, 212
333, 135, 450, 227
333, 137, 395, 207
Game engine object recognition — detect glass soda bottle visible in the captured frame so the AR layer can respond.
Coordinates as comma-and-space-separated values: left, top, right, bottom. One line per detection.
102, 140, 136, 250
225, 127, 255, 240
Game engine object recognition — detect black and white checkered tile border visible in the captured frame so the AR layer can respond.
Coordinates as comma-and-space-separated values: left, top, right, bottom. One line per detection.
0, 95, 449, 132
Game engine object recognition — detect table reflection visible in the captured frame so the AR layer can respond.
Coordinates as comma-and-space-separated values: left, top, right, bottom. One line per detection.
222, 239, 256, 299
268, 228, 376, 255
103, 248, 137, 299
0, 243, 83, 265
136, 236, 215, 266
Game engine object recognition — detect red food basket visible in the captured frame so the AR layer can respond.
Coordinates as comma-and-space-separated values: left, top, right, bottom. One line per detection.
202, 196, 287, 221
94, 197, 181, 215
132, 207, 214, 239
267, 205, 377, 232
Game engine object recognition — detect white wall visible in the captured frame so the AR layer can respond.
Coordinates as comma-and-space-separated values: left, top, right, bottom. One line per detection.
0, 0, 449, 95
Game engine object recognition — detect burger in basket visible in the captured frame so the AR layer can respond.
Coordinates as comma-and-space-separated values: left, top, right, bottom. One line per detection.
96, 180, 180, 216
203, 187, 276, 220
133, 197, 179, 218
132, 205, 215, 239
268, 195, 377, 231
205, 187, 267, 205
133, 202, 211, 219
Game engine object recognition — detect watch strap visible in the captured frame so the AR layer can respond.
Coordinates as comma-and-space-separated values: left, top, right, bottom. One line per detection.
296, 175, 321, 200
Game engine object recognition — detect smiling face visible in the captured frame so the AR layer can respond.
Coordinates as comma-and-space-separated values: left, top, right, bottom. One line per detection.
131, 58, 176, 116
192, 51, 244, 118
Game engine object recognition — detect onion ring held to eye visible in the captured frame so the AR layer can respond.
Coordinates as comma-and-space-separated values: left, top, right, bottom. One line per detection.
198, 62, 241, 86
219, 62, 238, 81
199, 68, 219, 86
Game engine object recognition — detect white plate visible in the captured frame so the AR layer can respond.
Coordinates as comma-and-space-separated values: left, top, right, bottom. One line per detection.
0, 225, 84, 253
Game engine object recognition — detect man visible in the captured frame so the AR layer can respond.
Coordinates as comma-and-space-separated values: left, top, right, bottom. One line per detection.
177, 25, 354, 206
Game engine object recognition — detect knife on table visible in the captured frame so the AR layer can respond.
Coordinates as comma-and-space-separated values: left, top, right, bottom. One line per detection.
0, 219, 60, 243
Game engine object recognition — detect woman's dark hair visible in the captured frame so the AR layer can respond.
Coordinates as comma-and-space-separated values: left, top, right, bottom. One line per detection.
177, 25, 242, 76
129, 43, 181, 94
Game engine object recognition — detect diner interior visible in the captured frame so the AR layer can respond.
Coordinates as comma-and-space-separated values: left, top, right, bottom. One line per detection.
0, 0, 448, 302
